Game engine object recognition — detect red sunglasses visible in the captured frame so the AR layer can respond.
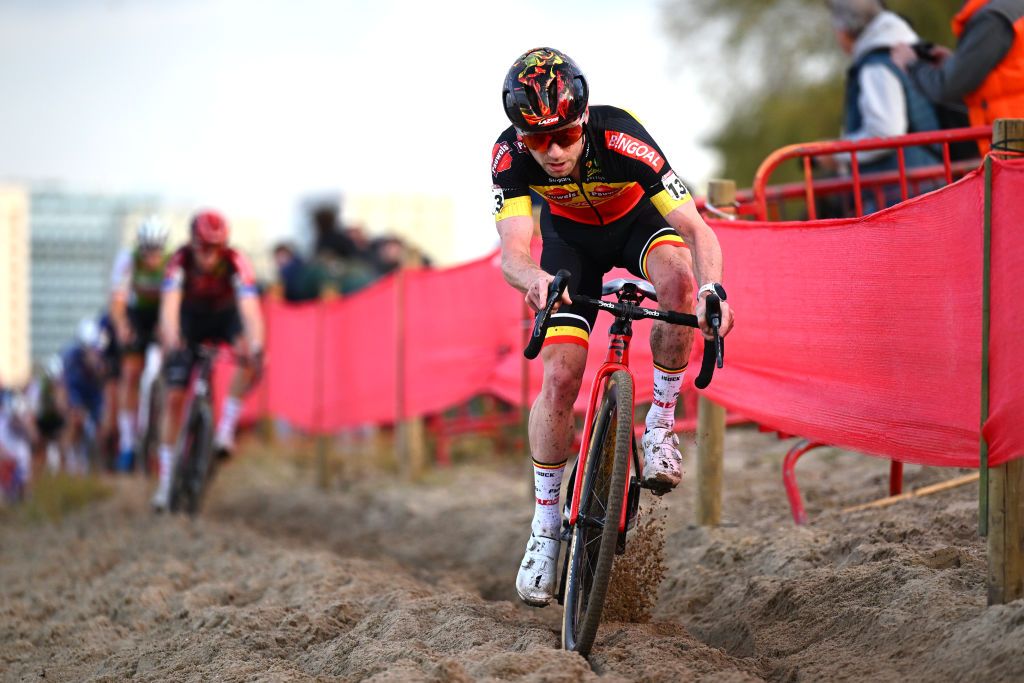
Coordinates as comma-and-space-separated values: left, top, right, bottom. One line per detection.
519, 122, 584, 153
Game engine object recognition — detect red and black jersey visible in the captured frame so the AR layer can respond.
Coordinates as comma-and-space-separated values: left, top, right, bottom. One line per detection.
491, 105, 692, 226
162, 246, 258, 312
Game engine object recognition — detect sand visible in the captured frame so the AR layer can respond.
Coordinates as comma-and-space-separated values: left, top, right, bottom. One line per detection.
3, 425, 1023, 682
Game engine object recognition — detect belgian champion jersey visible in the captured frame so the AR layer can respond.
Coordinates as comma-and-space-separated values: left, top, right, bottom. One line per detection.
490, 105, 692, 226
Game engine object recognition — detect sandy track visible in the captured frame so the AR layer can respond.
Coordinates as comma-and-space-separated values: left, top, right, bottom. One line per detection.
3, 426, 1024, 681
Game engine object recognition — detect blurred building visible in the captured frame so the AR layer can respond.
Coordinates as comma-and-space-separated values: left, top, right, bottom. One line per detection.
343, 193, 455, 265
0, 186, 31, 385
29, 189, 158, 361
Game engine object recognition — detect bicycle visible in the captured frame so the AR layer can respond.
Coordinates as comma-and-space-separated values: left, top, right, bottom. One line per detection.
168, 344, 219, 516
134, 345, 165, 477
524, 269, 724, 658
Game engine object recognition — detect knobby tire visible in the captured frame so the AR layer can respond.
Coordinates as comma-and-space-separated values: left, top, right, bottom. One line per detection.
184, 401, 214, 516
169, 400, 213, 515
561, 370, 633, 658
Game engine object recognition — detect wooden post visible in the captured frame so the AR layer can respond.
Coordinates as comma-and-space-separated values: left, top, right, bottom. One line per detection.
314, 294, 329, 489
395, 264, 426, 481
986, 119, 1024, 604
695, 179, 733, 526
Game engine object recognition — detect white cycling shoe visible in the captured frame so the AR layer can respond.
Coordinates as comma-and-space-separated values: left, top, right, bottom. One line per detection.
214, 428, 235, 458
641, 426, 683, 493
515, 534, 560, 607
150, 481, 171, 512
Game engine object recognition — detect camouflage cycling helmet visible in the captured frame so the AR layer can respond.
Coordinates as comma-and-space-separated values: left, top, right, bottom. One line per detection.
502, 47, 589, 133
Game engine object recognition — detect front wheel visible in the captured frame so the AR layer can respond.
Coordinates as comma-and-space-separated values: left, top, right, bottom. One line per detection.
561, 370, 634, 657
169, 400, 214, 515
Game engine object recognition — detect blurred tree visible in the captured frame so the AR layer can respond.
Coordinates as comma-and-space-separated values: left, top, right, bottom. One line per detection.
662, 0, 965, 186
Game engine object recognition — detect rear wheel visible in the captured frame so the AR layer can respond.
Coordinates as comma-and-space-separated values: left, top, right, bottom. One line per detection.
561, 370, 634, 657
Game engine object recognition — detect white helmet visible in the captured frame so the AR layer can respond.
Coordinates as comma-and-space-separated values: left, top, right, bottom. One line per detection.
77, 317, 103, 349
136, 216, 169, 250
45, 354, 64, 378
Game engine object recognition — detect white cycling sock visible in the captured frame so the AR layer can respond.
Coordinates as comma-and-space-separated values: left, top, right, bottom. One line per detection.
531, 458, 567, 538
46, 442, 61, 474
118, 410, 135, 452
217, 396, 242, 441
646, 363, 686, 430
157, 443, 174, 489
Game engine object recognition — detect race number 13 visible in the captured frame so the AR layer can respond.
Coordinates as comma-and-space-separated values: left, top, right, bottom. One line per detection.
661, 170, 689, 202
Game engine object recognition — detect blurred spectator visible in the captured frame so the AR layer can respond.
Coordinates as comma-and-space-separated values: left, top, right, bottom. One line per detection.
0, 384, 37, 498
823, 0, 941, 210
370, 236, 405, 276
273, 242, 324, 302
312, 203, 360, 261
892, 0, 1024, 154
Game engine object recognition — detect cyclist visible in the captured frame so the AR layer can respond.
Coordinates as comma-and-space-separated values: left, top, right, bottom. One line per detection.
61, 318, 108, 474
94, 312, 123, 470
30, 355, 69, 473
109, 216, 170, 471
151, 209, 264, 511
0, 383, 37, 498
492, 47, 734, 606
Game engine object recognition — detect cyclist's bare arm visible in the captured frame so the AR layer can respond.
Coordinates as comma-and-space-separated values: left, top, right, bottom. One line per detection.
496, 215, 572, 311
237, 294, 264, 353
109, 250, 133, 343
159, 287, 183, 351
664, 201, 734, 338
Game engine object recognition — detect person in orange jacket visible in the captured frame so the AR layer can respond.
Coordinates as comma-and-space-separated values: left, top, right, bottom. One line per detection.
892, 0, 1024, 153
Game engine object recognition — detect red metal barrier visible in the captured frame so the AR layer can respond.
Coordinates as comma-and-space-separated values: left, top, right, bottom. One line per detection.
749, 126, 991, 220
782, 439, 905, 525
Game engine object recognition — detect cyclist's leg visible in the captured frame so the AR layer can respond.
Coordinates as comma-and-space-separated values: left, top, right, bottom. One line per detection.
154, 306, 202, 508
214, 307, 248, 454
154, 350, 191, 509
623, 213, 695, 488
97, 319, 122, 470
516, 208, 602, 606
117, 307, 156, 470
117, 352, 143, 470
137, 343, 162, 436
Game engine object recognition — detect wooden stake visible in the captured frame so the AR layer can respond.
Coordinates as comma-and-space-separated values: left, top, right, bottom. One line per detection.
695, 179, 733, 527
696, 398, 724, 526
986, 118, 1024, 604
842, 473, 978, 513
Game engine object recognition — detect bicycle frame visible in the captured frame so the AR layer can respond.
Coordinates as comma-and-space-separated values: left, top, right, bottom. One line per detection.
567, 323, 636, 536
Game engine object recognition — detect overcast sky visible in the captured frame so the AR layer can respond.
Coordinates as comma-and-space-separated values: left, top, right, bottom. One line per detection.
0, 0, 720, 261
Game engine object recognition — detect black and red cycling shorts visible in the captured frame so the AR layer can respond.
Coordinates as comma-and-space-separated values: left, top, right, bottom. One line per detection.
538, 199, 686, 351
164, 305, 242, 388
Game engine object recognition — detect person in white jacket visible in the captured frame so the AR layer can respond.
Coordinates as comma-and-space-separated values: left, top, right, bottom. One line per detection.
822, 0, 941, 210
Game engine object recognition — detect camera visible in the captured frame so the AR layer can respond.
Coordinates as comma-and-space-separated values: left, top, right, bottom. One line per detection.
912, 41, 936, 62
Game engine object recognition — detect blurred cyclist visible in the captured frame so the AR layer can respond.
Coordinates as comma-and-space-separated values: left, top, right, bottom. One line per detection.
0, 383, 37, 499
30, 355, 69, 473
152, 210, 263, 511
109, 216, 170, 471
61, 318, 108, 474
491, 47, 734, 606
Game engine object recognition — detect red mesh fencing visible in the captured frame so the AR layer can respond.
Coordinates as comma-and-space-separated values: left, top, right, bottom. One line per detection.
219, 158, 1023, 468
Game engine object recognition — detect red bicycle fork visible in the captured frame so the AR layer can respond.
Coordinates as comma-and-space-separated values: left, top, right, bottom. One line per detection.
568, 331, 636, 535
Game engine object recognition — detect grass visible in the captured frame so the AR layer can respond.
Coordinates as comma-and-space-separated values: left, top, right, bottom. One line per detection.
1, 471, 112, 524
